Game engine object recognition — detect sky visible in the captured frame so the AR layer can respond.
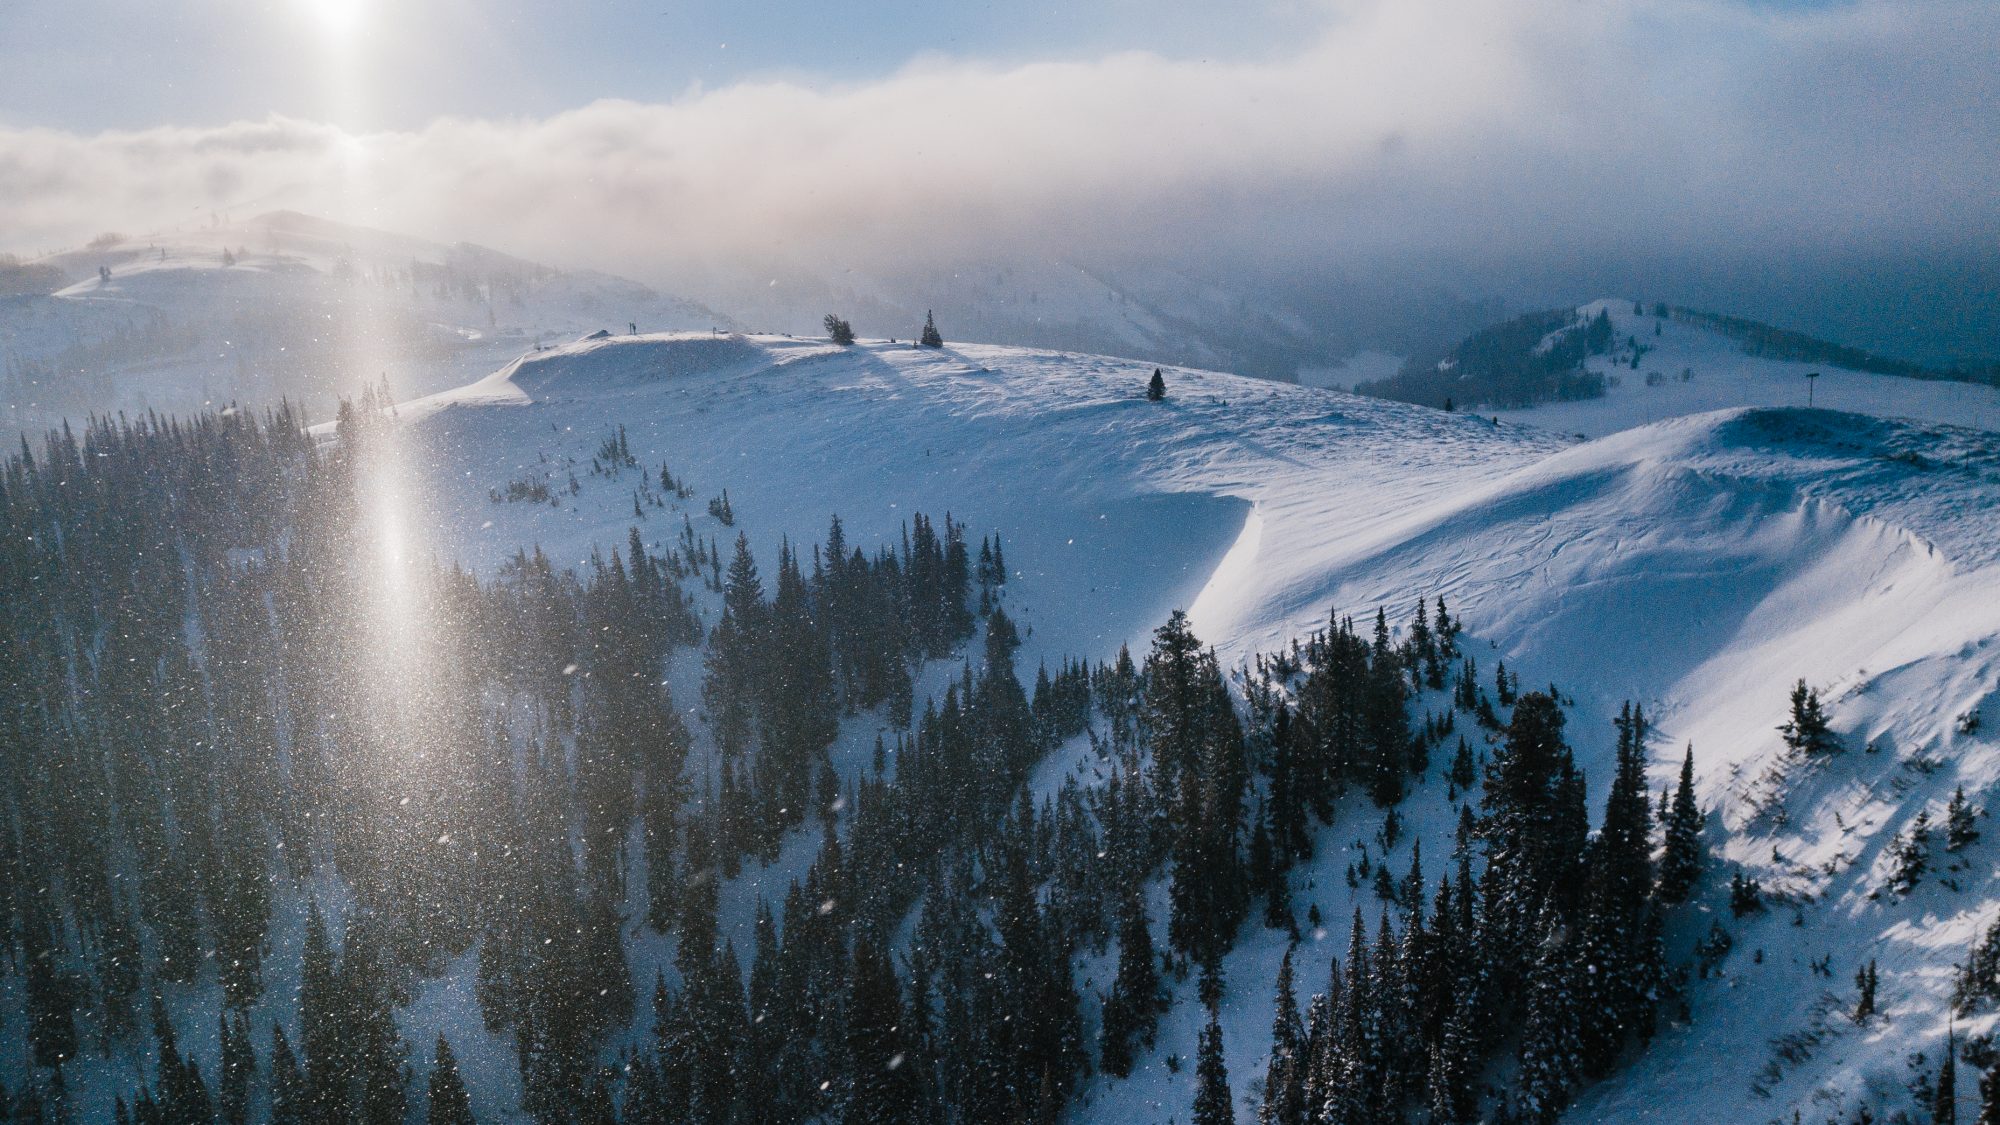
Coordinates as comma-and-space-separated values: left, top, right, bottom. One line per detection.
3, 0, 1996, 364
0, 0, 1326, 132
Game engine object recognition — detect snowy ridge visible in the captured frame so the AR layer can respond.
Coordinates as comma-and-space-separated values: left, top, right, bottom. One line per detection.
372, 330, 2000, 1122
1491, 298, 2000, 440
0, 212, 731, 436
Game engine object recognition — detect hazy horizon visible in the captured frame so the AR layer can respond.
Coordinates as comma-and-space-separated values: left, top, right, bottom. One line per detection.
5, 0, 1997, 366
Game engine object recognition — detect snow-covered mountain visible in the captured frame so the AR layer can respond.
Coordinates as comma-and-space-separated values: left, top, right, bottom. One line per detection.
683, 257, 1433, 384
368, 331, 2000, 1123
0, 211, 732, 435
1476, 298, 2000, 439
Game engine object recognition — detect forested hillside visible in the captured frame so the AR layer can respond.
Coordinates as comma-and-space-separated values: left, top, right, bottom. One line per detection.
0, 399, 1716, 1124
4, 332, 2000, 1125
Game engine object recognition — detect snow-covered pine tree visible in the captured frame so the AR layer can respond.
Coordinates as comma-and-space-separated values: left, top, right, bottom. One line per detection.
1854, 959, 1879, 1023
1779, 678, 1839, 754
427, 1036, 475, 1125
1516, 907, 1583, 1123
1657, 746, 1705, 904
270, 1026, 307, 1125
1892, 811, 1935, 894
1948, 786, 1981, 852
1099, 879, 1161, 1077
1260, 949, 1305, 1125
1979, 1050, 2000, 1125
1192, 1014, 1233, 1125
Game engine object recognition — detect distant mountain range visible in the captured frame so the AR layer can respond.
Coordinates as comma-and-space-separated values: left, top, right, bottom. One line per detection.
0, 211, 733, 435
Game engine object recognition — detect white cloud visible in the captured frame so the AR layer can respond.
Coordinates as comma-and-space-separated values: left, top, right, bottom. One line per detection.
3, 0, 1995, 290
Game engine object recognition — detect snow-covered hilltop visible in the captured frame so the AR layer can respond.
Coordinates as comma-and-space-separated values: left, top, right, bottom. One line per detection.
383, 331, 2000, 1122
0, 211, 731, 435
1351, 296, 2000, 443
1481, 298, 2000, 439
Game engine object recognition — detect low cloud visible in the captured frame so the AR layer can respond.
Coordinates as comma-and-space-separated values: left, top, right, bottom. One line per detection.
4, 0, 1996, 346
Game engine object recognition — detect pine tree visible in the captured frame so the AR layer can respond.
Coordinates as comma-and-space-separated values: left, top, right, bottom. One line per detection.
1364, 608, 1410, 807
1481, 692, 1583, 975
1267, 704, 1309, 861
1147, 369, 1167, 401
1099, 879, 1161, 1077
920, 311, 943, 348
1892, 811, 1934, 894
299, 900, 352, 1121
1426, 991, 1480, 1125
1854, 959, 1878, 1023
269, 1026, 307, 1125
1656, 746, 1705, 904
218, 1013, 254, 1125
1948, 786, 1980, 852
1779, 678, 1839, 754
845, 938, 920, 1125
1192, 1015, 1233, 1125
1938, 1029, 1959, 1125
1576, 702, 1661, 1074
428, 1036, 475, 1125
1978, 1051, 2000, 1125
824, 314, 855, 345
1516, 909, 1582, 1123
1259, 949, 1305, 1125
1146, 611, 1248, 967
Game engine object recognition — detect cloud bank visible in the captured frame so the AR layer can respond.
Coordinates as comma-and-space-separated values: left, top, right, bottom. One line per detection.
4, 0, 1996, 353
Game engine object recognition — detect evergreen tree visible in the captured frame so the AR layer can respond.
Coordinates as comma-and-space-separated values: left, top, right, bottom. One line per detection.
1978, 1051, 2000, 1125
1948, 786, 1981, 852
1192, 1015, 1233, 1125
1481, 692, 1584, 977
1576, 702, 1661, 1074
1099, 879, 1161, 1077
218, 1013, 254, 1125
1266, 703, 1309, 861
20, 917, 76, 1070
1656, 746, 1705, 904
1779, 678, 1839, 754
1147, 369, 1167, 401
1516, 910, 1582, 1123
269, 1026, 307, 1125
920, 311, 943, 348
1145, 612, 1248, 967
845, 938, 919, 1125
1892, 811, 1935, 894
1938, 1030, 1959, 1125
1426, 991, 1480, 1125
1854, 959, 1879, 1023
428, 1036, 475, 1125
299, 901, 353, 1121
1365, 608, 1410, 807
1259, 949, 1305, 1125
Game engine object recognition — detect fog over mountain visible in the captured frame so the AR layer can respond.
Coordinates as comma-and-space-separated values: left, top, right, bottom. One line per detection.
5, 0, 1996, 371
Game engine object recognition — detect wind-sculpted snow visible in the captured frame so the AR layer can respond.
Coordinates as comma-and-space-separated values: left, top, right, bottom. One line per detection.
378, 332, 2000, 1123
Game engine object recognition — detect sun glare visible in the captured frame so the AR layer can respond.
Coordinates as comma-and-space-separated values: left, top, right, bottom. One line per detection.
303, 0, 369, 38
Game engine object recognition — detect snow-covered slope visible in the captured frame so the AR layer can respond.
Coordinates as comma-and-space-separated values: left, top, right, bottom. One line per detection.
366, 331, 2000, 1122
1491, 298, 2000, 439
0, 211, 731, 435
